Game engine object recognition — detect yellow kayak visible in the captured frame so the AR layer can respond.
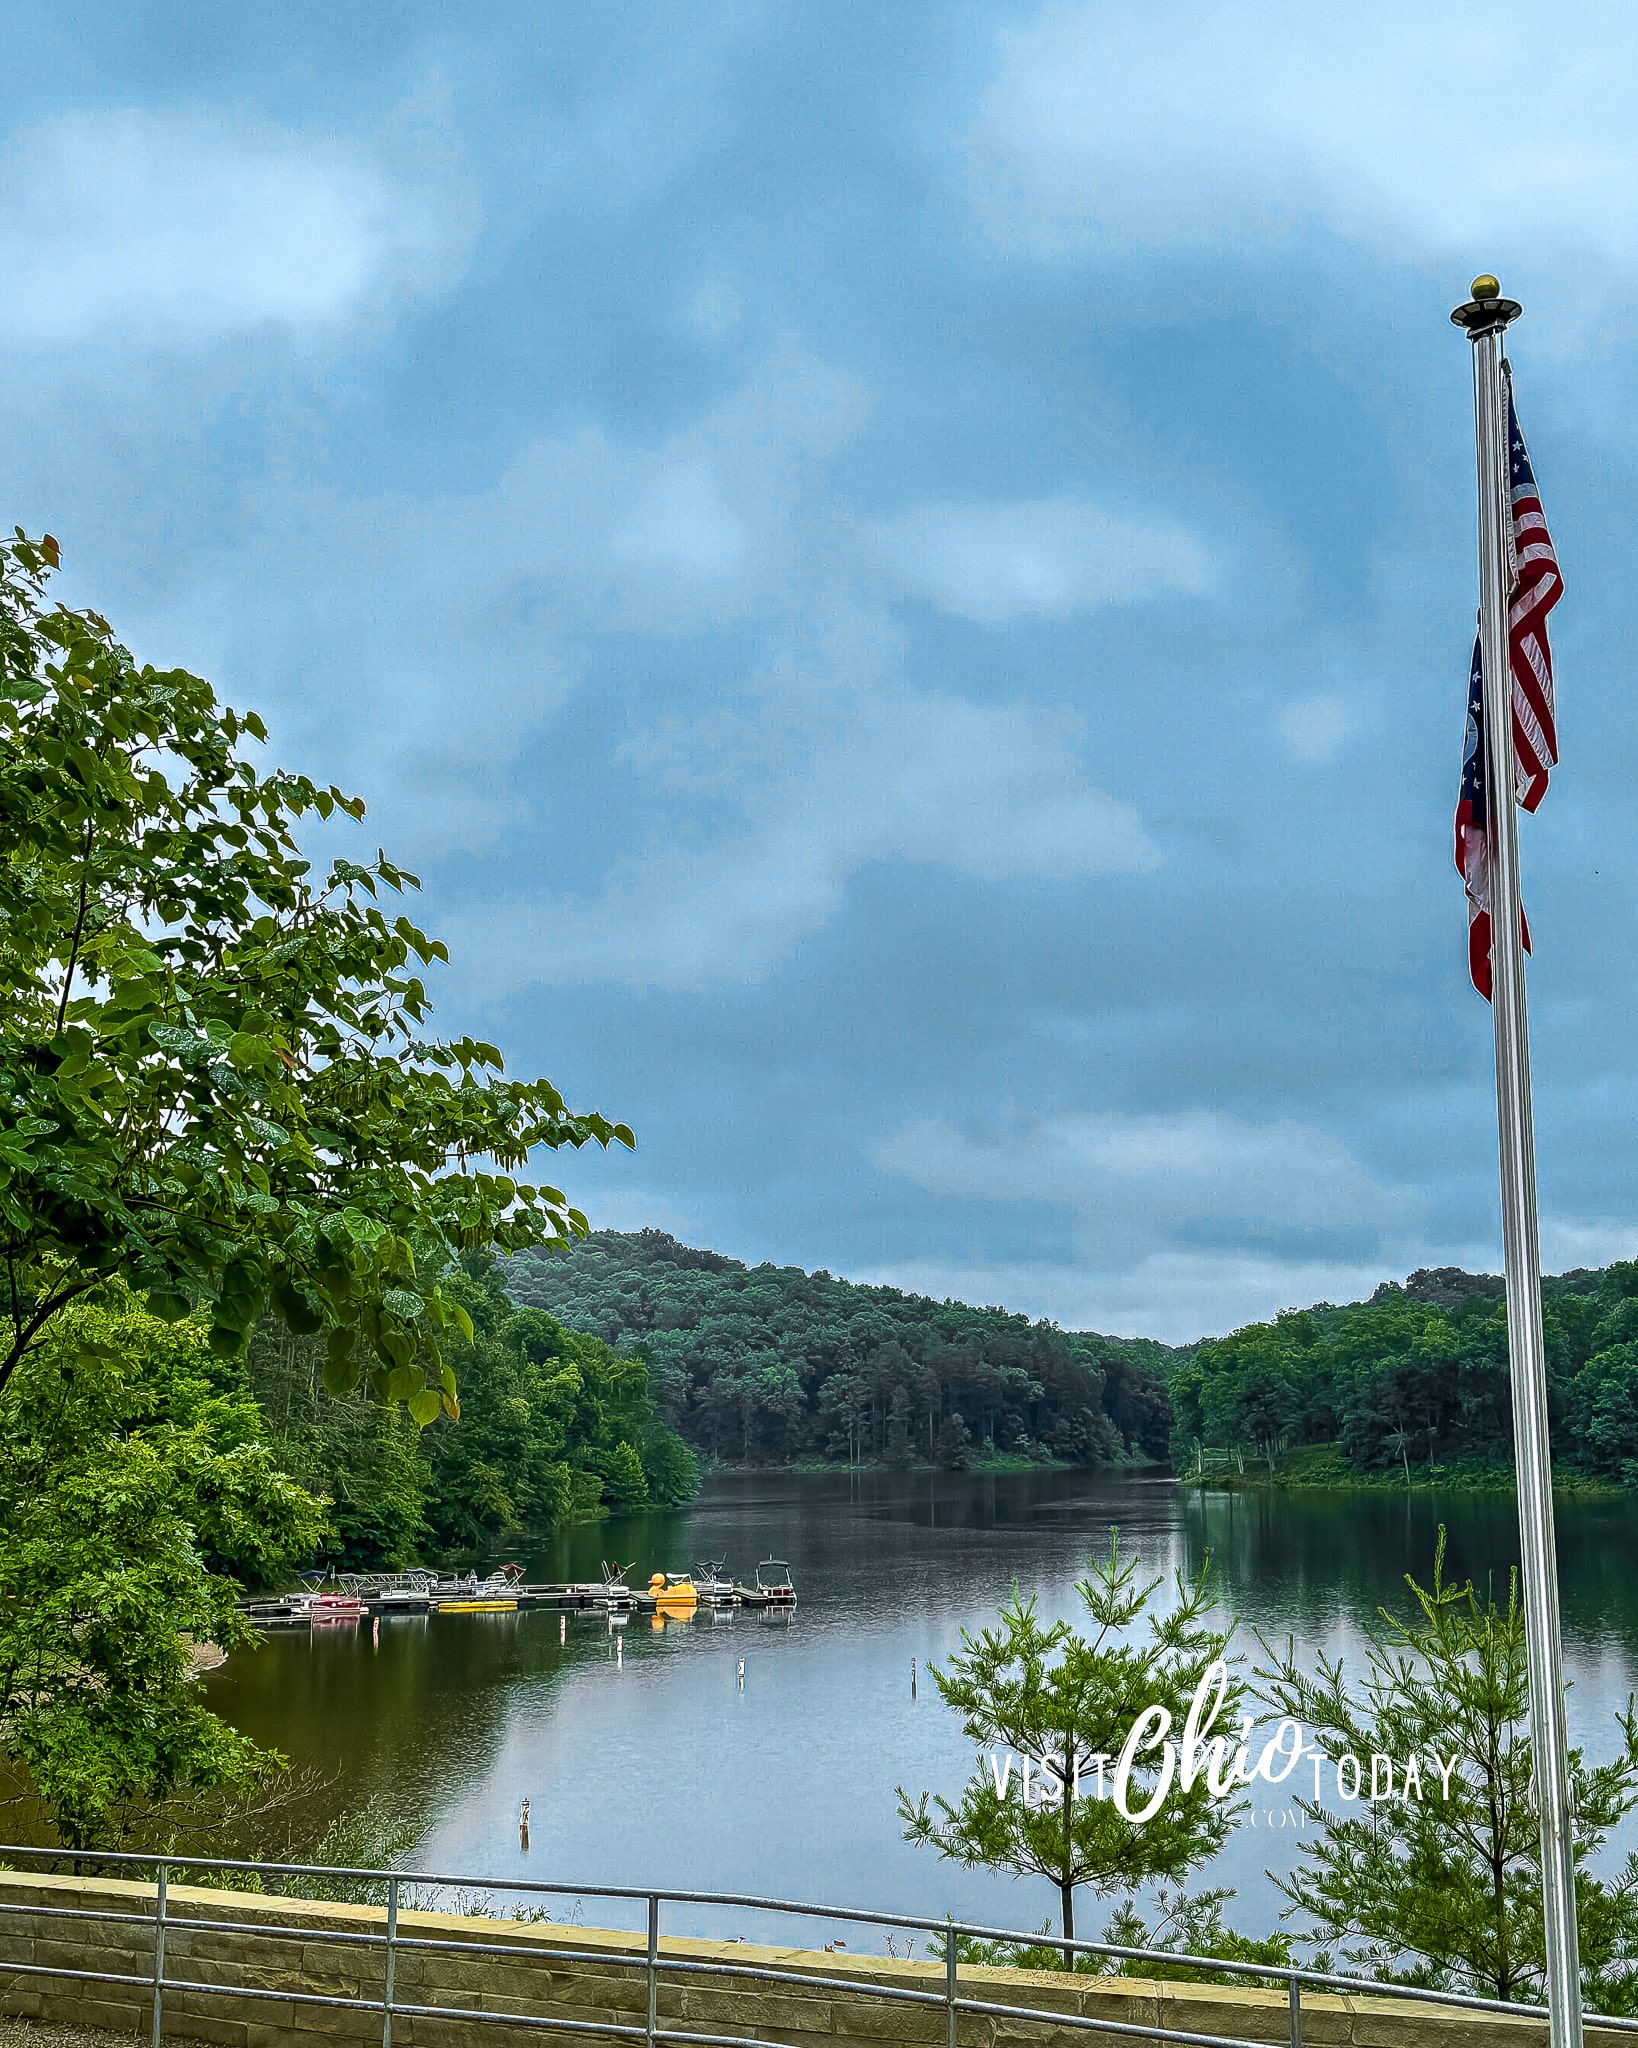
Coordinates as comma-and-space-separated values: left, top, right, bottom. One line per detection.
438, 1598, 517, 1612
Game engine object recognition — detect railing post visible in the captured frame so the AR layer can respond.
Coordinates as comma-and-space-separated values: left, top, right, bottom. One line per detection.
646, 1893, 659, 2047
945, 1916, 957, 2048
149, 1863, 168, 2048
1287, 1970, 1302, 2047
382, 1876, 399, 2048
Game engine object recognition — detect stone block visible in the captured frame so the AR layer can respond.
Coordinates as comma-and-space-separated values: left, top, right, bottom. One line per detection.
0, 1867, 1589, 2048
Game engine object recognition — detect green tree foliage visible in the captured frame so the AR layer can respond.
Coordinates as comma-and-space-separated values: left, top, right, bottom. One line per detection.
898, 1535, 1243, 1962
242, 1254, 698, 1563
1257, 1534, 1638, 2007
0, 1289, 325, 1848
1171, 1261, 1638, 1482
243, 1322, 431, 1568
508, 1230, 1176, 1468
0, 532, 631, 1417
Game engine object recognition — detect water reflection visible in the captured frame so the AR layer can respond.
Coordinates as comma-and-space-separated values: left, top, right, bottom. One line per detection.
204, 1469, 1638, 1948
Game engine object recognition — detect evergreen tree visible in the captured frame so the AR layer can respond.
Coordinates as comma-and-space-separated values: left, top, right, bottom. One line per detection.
1257, 1533, 1638, 2007
899, 1533, 1242, 1963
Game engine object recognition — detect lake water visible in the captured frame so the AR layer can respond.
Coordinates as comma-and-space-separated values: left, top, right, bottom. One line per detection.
204, 1470, 1638, 1953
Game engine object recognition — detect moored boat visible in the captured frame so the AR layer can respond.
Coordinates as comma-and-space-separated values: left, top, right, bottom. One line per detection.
310, 1589, 366, 1624
694, 1560, 737, 1605
239, 1597, 311, 1628
736, 1559, 796, 1609
600, 1561, 636, 1611
372, 1587, 431, 1614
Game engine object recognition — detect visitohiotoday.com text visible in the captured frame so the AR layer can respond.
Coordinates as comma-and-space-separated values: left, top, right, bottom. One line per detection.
982, 1659, 1464, 1827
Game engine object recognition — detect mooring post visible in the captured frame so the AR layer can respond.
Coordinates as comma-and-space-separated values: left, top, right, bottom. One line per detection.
382, 1875, 399, 2048
1287, 1970, 1301, 2047
945, 1917, 957, 2048
646, 1893, 659, 2047
149, 1863, 168, 2048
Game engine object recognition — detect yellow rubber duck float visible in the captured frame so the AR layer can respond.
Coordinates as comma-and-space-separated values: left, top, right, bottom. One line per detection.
649, 1571, 697, 1614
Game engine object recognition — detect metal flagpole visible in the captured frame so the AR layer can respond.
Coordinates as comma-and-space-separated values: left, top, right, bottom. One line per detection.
1451, 274, 1582, 2048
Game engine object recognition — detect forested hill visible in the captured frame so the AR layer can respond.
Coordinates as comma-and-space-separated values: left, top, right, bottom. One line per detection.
1173, 1260, 1638, 1481
506, 1230, 1179, 1468
507, 1237, 1638, 1485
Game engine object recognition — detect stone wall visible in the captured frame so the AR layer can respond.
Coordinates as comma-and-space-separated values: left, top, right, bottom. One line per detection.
0, 1867, 1604, 2048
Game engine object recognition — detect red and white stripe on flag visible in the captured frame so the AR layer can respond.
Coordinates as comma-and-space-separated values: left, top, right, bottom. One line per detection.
1503, 367, 1562, 813
1456, 373, 1558, 999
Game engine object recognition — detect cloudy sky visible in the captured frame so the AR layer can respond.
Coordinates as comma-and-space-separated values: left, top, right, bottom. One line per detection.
6, 3, 1638, 1342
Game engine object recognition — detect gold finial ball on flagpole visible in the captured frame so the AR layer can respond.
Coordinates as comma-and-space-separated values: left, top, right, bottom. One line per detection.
1451, 276, 1519, 331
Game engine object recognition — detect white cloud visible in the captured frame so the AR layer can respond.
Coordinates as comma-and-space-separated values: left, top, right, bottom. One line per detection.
1538, 1218, 1638, 1273
113, 340, 1157, 991
469, 634, 1158, 991
861, 1208, 1638, 1343
852, 1251, 1397, 1347
968, 0, 1638, 308
876, 1107, 1412, 1243
870, 496, 1213, 624
0, 104, 474, 347
1278, 694, 1355, 764
112, 341, 873, 875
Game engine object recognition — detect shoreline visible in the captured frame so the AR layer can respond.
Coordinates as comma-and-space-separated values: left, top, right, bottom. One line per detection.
1179, 1444, 1622, 1500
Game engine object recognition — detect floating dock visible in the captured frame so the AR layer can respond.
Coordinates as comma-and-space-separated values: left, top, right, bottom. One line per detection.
240, 1569, 795, 1628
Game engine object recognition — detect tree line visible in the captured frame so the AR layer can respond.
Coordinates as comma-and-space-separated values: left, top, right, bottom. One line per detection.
245, 1250, 698, 1567
0, 531, 684, 1849
1169, 1261, 1638, 1481
507, 1230, 1176, 1468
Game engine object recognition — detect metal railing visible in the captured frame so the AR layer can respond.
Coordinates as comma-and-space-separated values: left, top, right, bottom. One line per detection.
0, 1842, 1631, 2048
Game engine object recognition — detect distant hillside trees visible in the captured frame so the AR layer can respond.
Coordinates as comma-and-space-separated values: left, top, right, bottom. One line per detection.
245, 1252, 698, 1565
1170, 1261, 1638, 1481
506, 1231, 1177, 1469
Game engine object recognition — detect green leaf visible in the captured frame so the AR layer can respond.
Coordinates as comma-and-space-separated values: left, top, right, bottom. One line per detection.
379, 1328, 415, 1373
271, 1276, 324, 1337
387, 1365, 420, 1403
339, 1207, 384, 1247
227, 1033, 271, 1071
382, 1287, 423, 1322
148, 1023, 199, 1052
407, 1388, 441, 1427
321, 1350, 361, 1397
218, 1259, 262, 1308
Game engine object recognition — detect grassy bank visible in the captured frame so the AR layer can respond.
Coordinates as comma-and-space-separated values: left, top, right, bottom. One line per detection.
1181, 1441, 1621, 1499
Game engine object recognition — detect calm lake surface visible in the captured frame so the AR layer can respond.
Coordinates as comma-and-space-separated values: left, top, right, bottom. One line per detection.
205, 1470, 1638, 1950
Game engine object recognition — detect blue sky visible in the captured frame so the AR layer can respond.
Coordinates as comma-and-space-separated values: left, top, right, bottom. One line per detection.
5, 2, 1638, 1342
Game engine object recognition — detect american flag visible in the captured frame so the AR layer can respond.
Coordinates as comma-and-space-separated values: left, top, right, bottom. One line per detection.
1455, 375, 1560, 998
1504, 372, 1563, 811
1455, 637, 1533, 999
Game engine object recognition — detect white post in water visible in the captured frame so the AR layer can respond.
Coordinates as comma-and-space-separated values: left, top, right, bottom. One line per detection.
1451, 274, 1582, 2048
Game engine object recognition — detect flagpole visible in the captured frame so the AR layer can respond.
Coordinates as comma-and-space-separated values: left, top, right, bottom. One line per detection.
1451, 274, 1582, 2048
